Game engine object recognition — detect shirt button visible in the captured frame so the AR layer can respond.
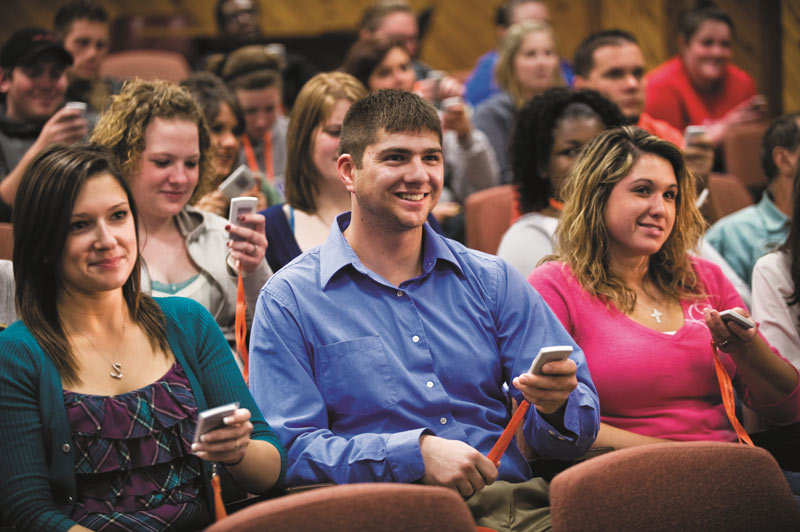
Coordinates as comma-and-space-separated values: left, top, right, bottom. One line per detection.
440, 417, 448, 425
426, 381, 434, 388
396, 290, 403, 297
62, 443, 71, 453
412, 335, 420, 343
66, 496, 74, 504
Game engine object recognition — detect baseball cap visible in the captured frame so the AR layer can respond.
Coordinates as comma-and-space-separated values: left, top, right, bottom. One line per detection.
0, 28, 73, 70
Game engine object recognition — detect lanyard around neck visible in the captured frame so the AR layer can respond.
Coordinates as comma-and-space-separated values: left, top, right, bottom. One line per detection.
241, 132, 274, 182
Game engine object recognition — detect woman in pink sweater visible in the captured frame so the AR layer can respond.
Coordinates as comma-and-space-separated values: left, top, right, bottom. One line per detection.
528, 126, 800, 449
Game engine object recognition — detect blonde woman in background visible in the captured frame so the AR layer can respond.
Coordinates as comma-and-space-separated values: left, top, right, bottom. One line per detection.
474, 20, 564, 183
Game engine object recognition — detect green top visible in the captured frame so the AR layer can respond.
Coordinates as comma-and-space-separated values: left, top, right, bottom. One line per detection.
0, 296, 286, 531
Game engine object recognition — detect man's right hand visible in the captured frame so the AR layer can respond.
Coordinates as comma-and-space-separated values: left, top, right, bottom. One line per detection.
419, 434, 498, 497
38, 107, 88, 147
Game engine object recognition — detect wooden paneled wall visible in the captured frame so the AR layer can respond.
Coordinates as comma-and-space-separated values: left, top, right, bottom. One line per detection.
1, 0, 795, 112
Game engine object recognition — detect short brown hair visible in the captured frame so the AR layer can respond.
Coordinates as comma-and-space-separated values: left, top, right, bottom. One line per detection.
340, 89, 442, 169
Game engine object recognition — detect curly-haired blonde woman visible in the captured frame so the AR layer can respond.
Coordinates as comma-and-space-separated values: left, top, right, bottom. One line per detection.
529, 126, 800, 451
91, 79, 270, 354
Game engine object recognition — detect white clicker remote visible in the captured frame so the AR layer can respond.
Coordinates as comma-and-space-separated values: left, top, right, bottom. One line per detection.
228, 196, 258, 241
529, 345, 573, 375
719, 309, 755, 329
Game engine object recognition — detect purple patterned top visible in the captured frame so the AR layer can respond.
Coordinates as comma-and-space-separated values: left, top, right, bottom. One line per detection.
63, 362, 211, 531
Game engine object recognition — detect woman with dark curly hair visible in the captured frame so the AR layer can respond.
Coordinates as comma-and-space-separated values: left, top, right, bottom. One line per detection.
496, 87, 624, 276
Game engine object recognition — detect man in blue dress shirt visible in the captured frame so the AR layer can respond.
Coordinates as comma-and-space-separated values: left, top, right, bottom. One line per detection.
249, 89, 599, 527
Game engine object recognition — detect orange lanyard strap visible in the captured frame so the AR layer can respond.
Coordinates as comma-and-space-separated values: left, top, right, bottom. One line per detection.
547, 197, 564, 211
235, 265, 249, 384
240, 132, 274, 182
487, 400, 530, 466
711, 341, 754, 446
211, 464, 228, 521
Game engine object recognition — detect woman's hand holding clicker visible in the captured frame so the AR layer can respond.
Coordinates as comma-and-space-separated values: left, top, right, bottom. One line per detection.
192, 408, 253, 467
226, 213, 268, 273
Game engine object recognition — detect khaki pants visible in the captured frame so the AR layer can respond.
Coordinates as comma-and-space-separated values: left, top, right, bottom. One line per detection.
465, 478, 552, 532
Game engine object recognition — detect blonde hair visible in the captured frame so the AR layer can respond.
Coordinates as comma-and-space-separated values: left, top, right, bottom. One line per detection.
90, 79, 215, 204
495, 20, 563, 108
284, 72, 368, 213
550, 126, 706, 312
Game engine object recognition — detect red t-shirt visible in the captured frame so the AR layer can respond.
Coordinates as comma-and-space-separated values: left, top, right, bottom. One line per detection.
638, 112, 685, 146
644, 56, 756, 132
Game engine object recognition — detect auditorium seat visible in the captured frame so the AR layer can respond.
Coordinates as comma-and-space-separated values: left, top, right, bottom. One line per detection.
205, 483, 476, 532
549, 441, 800, 532
705, 173, 754, 223
100, 50, 192, 84
464, 185, 514, 255
722, 120, 770, 200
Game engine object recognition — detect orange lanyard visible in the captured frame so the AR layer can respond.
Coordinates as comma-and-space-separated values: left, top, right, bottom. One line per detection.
548, 197, 564, 211
240, 132, 274, 182
487, 400, 530, 465
235, 265, 249, 384
711, 340, 754, 446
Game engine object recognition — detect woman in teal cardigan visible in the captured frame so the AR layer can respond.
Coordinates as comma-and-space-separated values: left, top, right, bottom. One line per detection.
0, 144, 285, 531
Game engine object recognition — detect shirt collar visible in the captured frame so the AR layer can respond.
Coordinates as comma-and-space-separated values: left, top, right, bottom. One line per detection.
757, 192, 790, 233
319, 212, 463, 289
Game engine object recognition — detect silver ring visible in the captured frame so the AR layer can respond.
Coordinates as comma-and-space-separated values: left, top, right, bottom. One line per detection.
251, 243, 257, 255
716, 338, 729, 348
234, 439, 239, 449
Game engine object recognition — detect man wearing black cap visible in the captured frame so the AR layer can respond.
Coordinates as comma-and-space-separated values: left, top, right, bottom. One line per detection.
0, 28, 88, 221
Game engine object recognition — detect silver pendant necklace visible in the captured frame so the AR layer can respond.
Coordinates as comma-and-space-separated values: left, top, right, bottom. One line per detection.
649, 307, 663, 324
68, 320, 127, 379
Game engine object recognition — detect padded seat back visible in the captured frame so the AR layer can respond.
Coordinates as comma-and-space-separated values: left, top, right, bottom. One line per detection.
549, 441, 800, 532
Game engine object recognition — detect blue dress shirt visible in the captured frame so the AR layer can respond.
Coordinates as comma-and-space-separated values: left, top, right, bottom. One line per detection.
250, 213, 599, 486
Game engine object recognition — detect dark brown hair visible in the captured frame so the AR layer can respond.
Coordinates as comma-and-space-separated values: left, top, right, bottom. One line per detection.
12, 143, 168, 384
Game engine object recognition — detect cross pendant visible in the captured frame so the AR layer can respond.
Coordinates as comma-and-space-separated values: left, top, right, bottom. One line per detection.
650, 308, 663, 324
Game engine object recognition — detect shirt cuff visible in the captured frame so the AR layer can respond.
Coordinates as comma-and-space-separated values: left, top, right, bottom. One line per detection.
527, 383, 598, 459
385, 428, 431, 483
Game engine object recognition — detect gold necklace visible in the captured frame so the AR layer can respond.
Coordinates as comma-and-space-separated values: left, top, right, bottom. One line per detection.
67, 319, 128, 379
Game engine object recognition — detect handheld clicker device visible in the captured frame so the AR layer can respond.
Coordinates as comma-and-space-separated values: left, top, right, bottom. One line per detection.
228, 196, 258, 241
529, 346, 574, 375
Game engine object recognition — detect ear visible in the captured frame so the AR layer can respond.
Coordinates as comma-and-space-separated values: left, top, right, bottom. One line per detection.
337, 153, 357, 193
572, 75, 588, 89
0, 69, 11, 94
774, 146, 800, 178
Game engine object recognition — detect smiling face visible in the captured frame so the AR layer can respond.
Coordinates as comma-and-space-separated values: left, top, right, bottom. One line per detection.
312, 98, 351, 183
132, 118, 200, 222
681, 19, 732, 90
545, 115, 605, 198
340, 128, 443, 233
209, 102, 240, 179
514, 31, 560, 99
368, 46, 416, 92
59, 173, 136, 297
1, 54, 68, 122
63, 18, 109, 81
604, 152, 678, 264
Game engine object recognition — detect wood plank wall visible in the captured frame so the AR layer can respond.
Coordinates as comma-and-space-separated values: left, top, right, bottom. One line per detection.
1, 0, 795, 113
